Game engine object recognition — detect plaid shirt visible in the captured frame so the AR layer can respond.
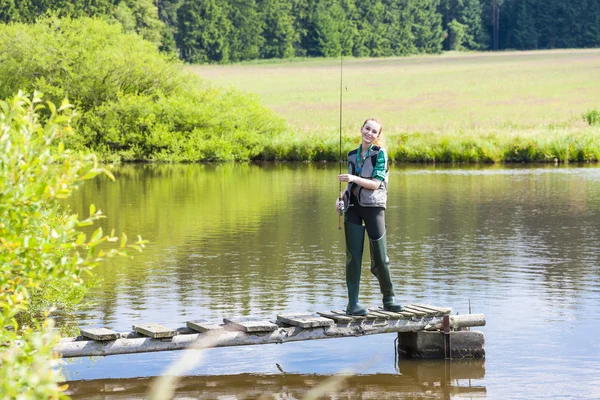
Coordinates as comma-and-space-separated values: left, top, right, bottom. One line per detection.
355, 144, 387, 181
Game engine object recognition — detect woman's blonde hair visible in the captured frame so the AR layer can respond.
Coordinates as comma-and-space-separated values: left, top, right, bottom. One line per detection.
362, 117, 384, 146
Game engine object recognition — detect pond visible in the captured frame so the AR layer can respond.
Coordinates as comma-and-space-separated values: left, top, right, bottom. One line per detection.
62, 163, 600, 399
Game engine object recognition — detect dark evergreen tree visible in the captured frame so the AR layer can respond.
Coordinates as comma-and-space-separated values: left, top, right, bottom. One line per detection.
176, 0, 232, 62
226, 0, 264, 61
259, 0, 298, 58
391, 0, 418, 55
306, 0, 345, 57
508, 0, 537, 49
439, 0, 487, 50
412, 0, 444, 53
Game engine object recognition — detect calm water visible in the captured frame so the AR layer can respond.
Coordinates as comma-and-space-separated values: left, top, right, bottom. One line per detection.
62, 163, 600, 399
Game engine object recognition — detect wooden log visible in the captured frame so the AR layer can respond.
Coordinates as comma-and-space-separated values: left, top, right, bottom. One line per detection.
53, 314, 485, 358
423, 314, 485, 331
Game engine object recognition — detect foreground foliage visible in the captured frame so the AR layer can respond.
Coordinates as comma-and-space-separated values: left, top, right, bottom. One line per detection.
0, 92, 145, 398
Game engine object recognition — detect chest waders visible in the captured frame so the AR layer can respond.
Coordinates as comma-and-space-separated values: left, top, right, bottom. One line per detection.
344, 217, 403, 316
343, 146, 403, 316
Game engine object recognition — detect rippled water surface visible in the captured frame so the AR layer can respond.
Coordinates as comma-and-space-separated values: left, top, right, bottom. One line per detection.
62, 164, 600, 399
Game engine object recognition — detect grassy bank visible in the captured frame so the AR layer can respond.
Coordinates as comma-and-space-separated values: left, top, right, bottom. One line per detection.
192, 50, 600, 162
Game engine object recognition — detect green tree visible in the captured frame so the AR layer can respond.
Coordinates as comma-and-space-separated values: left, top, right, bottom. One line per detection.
509, 0, 538, 49
387, 0, 417, 55
439, 0, 487, 50
259, 0, 298, 58
413, 0, 444, 53
226, 0, 264, 61
307, 0, 345, 57
113, 0, 165, 47
176, 0, 232, 62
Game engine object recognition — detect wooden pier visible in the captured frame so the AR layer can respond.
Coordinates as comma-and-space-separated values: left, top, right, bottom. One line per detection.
54, 304, 485, 359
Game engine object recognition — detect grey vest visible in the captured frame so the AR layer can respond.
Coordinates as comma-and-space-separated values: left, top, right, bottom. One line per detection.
343, 145, 389, 209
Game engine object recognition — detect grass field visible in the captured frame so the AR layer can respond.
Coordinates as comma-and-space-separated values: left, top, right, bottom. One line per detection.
189, 50, 600, 162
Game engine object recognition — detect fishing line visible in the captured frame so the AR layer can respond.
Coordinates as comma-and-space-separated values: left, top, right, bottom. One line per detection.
339, 52, 343, 182
337, 53, 344, 230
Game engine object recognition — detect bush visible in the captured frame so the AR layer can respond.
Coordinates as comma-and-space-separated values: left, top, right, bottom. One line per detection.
582, 109, 600, 126
0, 92, 146, 398
0, 17, 288, 162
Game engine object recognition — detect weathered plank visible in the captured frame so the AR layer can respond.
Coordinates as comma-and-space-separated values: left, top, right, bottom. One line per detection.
132, 323, 176, 339
223, 316, 278, 333
186, 320, 224, 333
80, 328, 120, 341
376, 309, 413, 319
316, 311, 353, 323
366, 309, 392, 319
404, 304, 444, 316
414, 304, 452, 315
401, 305, 428, 316
277, 313, 334, 328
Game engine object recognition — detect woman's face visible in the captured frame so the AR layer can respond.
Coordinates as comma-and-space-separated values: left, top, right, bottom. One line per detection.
361, 120, 382, 145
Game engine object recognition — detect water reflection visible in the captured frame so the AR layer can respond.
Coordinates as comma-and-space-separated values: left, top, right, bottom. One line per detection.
65, 360, 486, 399
62, 163, 600, 399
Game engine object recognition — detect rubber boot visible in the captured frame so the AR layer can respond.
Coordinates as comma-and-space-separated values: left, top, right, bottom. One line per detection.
344, 222, 368, 316
369, 232, 404, 312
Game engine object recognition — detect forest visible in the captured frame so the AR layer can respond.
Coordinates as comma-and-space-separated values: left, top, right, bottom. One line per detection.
2, 0, 599, 63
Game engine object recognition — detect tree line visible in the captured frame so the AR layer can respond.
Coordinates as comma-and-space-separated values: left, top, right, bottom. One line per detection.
1, 0, 599, 62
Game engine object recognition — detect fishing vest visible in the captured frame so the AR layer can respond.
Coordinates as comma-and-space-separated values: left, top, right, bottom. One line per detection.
343, 145, 389, 209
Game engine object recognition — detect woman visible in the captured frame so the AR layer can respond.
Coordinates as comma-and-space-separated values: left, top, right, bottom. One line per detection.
337, 118, 403, 316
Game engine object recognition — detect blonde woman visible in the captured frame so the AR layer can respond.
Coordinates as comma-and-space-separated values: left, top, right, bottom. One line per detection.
337, 118, 403, 316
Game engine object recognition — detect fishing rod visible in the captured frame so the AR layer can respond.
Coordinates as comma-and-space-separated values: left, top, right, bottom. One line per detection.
336, 52, 344, 230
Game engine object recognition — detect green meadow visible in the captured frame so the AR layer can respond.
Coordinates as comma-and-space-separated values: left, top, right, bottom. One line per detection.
191, 49, 600, 162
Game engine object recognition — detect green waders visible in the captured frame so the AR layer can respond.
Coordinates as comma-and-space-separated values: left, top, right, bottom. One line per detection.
369, 232, 403, 312
344, 222, 368, 316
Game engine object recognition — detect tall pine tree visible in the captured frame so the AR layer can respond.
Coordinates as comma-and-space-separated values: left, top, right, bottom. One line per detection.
259, 0, 298, 58
176, 0, 232, 63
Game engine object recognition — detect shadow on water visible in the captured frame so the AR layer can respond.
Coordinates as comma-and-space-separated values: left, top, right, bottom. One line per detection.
64, 359, 486, 399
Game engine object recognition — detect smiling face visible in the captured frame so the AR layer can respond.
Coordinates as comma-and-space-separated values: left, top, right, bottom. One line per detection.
361, 119, 382, 147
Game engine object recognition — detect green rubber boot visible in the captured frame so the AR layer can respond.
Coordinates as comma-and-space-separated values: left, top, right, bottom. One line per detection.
369, 232, 404, 312
344, 222, 368, 316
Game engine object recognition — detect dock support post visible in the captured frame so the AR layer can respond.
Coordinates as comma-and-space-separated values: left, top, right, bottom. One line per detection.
397, 330, 485, 359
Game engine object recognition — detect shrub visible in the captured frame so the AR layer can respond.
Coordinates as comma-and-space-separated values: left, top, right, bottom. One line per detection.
0, 92, 146, 398
0, 17, 287, 162
582, 109, 600, 126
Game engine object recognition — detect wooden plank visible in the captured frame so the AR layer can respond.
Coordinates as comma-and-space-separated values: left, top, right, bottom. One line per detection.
223, 316, 278, 333
366, 309, 392, 319
316, 311, 353, 323
80, 328, 120, 341
376, 309, 413, 319
331, 310, 380, 322
132, 323, 176, 339
401, 305, 428, 316
330, 310, 367, 322
414, 304, 452, 314
186, 320, 224, 333
405, 304, 446, 316
277, 313, 334, 328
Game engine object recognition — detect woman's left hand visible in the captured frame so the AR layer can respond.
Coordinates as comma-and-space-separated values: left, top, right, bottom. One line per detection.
338, 174, 355, 183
